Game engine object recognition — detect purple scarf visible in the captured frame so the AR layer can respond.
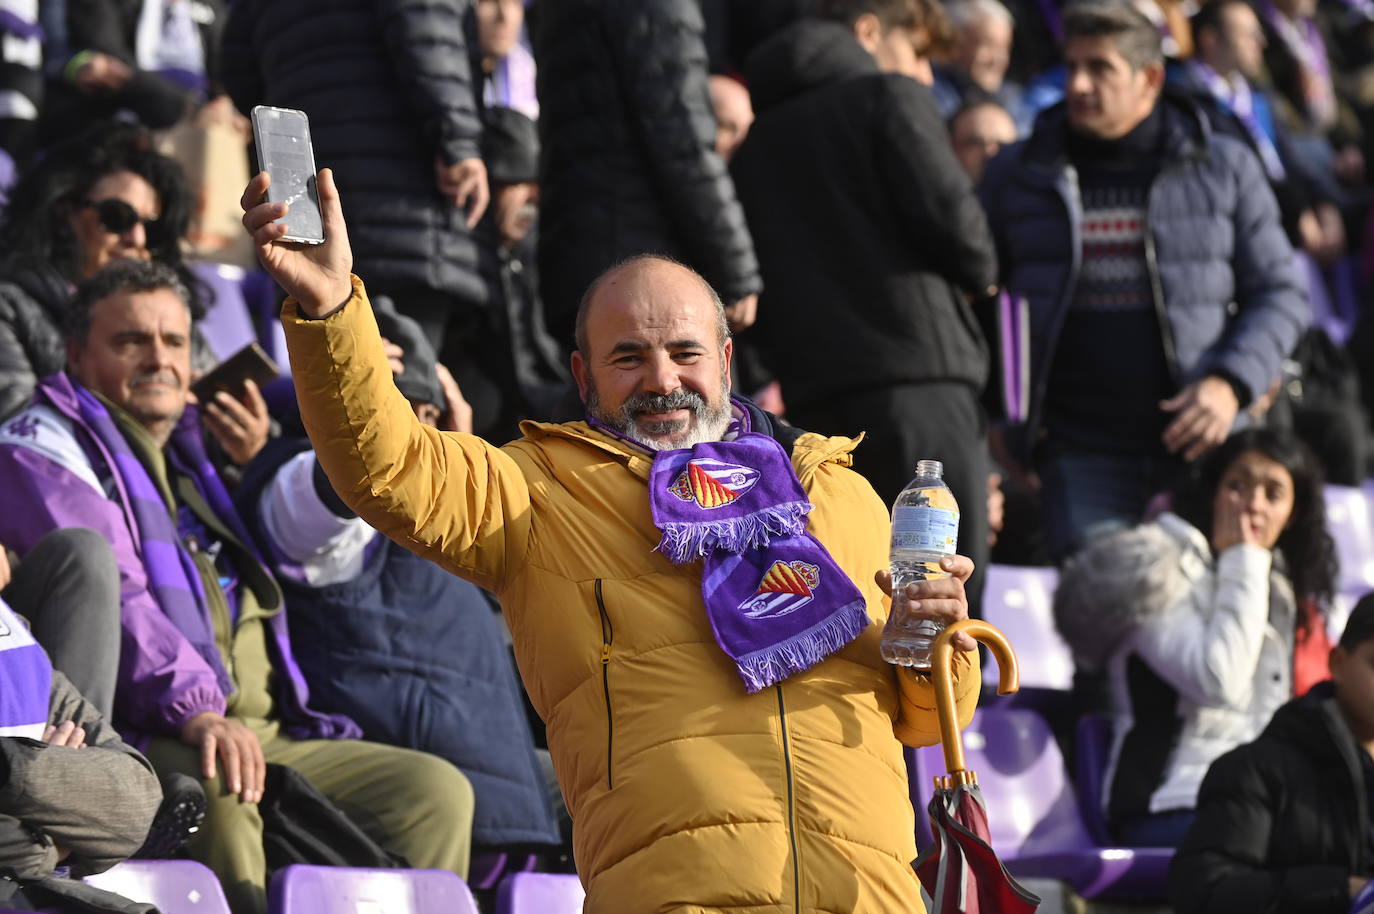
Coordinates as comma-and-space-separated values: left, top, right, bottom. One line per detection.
630, 411, 869, 692
74, 384, 236, 696
72, 382, 358, 740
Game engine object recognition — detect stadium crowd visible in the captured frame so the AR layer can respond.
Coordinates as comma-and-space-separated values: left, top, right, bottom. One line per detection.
0, 0, 1371, 911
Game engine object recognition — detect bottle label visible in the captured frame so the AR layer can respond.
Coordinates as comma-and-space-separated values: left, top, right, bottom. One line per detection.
891, 506, 959, 554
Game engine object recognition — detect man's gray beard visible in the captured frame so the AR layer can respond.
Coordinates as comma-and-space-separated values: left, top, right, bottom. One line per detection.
585, 374, 733, 451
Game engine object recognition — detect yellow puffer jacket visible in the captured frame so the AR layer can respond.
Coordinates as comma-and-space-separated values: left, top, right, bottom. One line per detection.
283, 279, 981, 914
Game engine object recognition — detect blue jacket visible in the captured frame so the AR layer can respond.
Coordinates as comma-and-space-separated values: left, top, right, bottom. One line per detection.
979, 93, 1309, 463
236, 439, 560, 849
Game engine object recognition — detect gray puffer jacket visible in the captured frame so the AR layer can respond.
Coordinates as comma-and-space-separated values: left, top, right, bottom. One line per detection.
979, 92, 1309, 463
1056, 513, 1295, 824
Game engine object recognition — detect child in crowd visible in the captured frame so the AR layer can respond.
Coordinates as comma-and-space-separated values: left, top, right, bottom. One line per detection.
1169, 592, 1374, 913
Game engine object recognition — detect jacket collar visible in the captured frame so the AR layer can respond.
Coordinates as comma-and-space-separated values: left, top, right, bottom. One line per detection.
1014, 87, 1212, 185
518, 401, 862, 487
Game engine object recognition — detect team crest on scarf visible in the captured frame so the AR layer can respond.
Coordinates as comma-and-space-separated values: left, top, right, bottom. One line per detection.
668, 458, 760, 510
740, 561, 821, 619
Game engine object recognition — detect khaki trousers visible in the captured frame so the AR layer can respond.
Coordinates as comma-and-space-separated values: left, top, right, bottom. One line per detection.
145, 719, 474, 914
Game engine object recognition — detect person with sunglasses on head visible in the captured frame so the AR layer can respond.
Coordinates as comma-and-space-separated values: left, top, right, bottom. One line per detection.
0, 122, 199, 425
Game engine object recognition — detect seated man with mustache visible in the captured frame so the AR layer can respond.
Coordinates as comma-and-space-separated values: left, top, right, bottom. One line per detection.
0, 260, 475, 914
248, 167, 984, 914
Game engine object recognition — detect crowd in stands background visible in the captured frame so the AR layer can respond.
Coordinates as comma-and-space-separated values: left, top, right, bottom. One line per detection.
0, 0, 1373, 911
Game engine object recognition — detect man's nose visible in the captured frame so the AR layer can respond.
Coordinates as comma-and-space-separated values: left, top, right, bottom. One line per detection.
146, 337, 173, 369
643, 356, 681, 394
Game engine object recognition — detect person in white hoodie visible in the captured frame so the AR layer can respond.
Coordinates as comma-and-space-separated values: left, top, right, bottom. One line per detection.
1055, 427, 1338, 847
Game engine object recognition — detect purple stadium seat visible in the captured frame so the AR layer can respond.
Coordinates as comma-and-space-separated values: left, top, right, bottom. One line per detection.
495, 872, 585, 914
1326, 485, 1374, 596
981, 565, 1073, 691
82, 859, 231, 912
907, 708, 1171, 900
468, 852, 540, 891
267, 866, 479, 914
1073, 712, 1113, 845
191, 261, 260, 363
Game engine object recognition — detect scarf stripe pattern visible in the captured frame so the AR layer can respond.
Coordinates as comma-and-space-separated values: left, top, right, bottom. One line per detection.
75, 385, 235, 695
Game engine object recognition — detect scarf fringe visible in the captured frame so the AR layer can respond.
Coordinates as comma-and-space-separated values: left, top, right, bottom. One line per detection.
656, 500, 811, 564
735, 600, 871, 693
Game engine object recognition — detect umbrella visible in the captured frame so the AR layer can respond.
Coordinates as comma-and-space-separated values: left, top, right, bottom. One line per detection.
914, 619, 1041, 914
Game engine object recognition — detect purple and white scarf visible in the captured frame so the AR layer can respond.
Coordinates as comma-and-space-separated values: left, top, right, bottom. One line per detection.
1186, 60, 1287, 180
596, 405, 869, 692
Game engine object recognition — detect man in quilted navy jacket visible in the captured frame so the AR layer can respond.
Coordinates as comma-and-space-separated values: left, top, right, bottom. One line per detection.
980, 1, 1307, 560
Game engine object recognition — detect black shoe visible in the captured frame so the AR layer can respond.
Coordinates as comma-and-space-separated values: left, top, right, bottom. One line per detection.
134, 771, 207, 858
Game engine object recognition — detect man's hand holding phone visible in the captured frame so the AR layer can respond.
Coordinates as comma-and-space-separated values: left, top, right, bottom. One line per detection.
202, 379, 270, 466
242, 170, 354, 319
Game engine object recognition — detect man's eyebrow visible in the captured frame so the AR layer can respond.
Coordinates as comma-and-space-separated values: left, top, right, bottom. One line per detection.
666, 338, 706, 350
607, 339, 649, 356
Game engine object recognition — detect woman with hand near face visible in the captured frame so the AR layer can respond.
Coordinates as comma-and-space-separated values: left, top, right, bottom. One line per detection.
1055, 427, 1338, 849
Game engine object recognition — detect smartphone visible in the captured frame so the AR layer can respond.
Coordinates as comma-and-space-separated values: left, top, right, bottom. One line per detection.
191, 342, 281, 404
250, 105, 325, 245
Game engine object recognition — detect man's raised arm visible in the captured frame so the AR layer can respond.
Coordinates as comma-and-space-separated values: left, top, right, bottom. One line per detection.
241, 170, 532, 593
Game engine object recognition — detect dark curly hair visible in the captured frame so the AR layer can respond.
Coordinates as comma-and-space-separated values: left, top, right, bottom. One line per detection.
1173, 427, 1339, 607
0, 121, 203, 314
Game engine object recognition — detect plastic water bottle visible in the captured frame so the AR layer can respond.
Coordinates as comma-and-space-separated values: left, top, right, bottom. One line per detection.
882, 459, 960, 670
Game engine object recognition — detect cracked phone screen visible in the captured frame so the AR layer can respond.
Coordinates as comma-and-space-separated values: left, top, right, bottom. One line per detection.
253, 106, 325, 244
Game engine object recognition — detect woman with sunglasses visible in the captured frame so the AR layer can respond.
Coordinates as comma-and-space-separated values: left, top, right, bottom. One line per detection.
0, 124, 198, 423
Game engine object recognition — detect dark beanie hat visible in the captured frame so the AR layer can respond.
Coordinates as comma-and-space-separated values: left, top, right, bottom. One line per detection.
482, 107, 540, 185
371, 295, 443, 408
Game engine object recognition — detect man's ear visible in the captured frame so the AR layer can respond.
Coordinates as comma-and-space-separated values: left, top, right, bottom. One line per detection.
853, 12, 883, 53
722, 337, 734, 381
1331, 644, 1348, 685
1142, 59, 1166, 95
570, 349, 589, 402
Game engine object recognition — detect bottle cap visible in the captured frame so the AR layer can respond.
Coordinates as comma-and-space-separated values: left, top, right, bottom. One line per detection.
915, 459, 943, 478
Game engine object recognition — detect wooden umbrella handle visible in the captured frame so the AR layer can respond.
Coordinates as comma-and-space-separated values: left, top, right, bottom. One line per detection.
932, 619, 1021, 778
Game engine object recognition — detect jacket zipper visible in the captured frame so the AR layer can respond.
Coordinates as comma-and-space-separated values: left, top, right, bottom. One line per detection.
776, 685, 801, 914
1141, 191, 1181, 386
595, 578, 615, 790
1028, 164, 1084, 452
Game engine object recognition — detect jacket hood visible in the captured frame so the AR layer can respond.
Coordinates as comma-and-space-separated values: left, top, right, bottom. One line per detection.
1014, 86, 1212, 178
1054, 512, 1202, 671
744, 19, 879, 112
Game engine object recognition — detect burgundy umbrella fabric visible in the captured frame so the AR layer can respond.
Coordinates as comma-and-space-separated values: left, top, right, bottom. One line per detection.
915, 779, 1040, 914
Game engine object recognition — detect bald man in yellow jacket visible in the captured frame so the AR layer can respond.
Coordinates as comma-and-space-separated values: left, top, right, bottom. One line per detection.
243, 169, 982, 914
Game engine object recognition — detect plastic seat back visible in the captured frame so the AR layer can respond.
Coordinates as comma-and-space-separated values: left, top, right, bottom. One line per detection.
267, 865, 478, 914
495, 872, 585, 914
83, 859, 231, 913
1326, 485, 1374, 594
910, 707, 1096, 857
981, 565, 1073, 690
1073, 712, 1114, 844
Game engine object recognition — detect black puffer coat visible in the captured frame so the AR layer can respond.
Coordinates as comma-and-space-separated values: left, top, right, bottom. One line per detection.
1169, 682, 1374, 914
533, 0, 761, 343
0, 263, 73, 422
730, 20, 996, 408
222, 0, 487, 310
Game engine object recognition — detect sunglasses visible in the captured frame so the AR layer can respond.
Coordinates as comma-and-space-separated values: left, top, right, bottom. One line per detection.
84, 198, 165, 244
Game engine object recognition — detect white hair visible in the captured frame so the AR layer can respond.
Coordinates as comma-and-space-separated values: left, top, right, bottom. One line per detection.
946, 0, 1013, 30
